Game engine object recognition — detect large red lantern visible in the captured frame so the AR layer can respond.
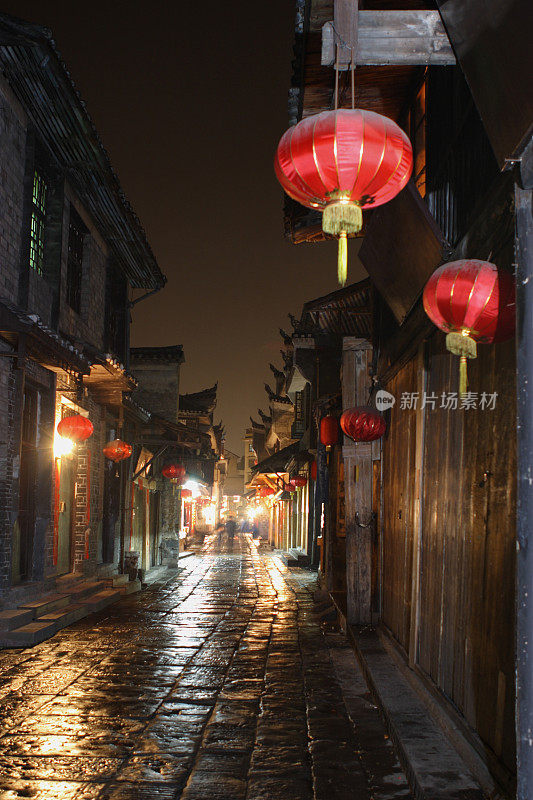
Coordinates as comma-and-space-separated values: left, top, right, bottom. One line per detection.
57, 415, 93, 442
275, 109, 412, 284
103, 439, 132, 463
320, 415, 338, 450
292, 475, 307, 487
162, 464, 186, 484
341, 407, 386, 442
423, 260, 515, 394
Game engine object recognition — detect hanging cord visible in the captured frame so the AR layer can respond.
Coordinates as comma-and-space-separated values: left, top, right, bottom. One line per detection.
351, 53, 355, 109
334, 44, 340, 110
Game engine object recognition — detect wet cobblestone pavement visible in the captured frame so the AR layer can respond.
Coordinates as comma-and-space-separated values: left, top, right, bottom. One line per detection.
0, 536, 413, 799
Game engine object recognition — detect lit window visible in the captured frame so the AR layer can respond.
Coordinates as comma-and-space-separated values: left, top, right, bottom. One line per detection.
29, 170, 47, 275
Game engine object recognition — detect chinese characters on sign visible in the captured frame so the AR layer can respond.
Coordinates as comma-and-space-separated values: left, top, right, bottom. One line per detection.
399, 392, 498, 411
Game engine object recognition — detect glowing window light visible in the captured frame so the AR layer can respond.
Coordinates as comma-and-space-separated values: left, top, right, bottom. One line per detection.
54, 432, 74, 459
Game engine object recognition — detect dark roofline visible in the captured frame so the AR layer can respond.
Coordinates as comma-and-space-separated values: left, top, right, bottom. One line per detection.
0, 12, 166, 290
302, 278, 372, 313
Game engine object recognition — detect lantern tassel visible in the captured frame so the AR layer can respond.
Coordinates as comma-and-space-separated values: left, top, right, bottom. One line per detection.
338, 232, 347, 286
446, 332, 477, 397
459, 356, 468, 396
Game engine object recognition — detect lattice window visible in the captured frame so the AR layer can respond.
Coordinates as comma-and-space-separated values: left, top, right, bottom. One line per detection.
29, 170, 47, 275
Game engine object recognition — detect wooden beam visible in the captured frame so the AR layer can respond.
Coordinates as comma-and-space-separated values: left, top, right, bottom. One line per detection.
323, 11, 456, 67
333, 0, 358, 69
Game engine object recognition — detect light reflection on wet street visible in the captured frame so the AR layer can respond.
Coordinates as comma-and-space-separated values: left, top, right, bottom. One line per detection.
0, 535, 412, 799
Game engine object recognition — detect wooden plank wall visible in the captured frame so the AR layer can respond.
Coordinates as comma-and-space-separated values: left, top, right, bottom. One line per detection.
381, 334, 516, 776
381, 356, 419, 651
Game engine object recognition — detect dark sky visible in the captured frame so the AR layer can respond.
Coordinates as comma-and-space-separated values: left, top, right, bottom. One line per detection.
5, 0, 365, 453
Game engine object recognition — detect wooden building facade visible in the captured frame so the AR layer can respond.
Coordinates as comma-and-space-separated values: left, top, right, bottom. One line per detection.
279, 0, 532, 794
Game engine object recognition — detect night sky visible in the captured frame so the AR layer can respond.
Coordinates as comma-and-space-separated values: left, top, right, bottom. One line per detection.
4, 0, 365, 453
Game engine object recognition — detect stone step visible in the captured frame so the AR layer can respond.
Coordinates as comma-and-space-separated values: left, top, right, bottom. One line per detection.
39, 603, 89, 632
0, 608, 35, 632
19, 594, 70, 618
78, 588, 122, 613
102, 574, 129, 588
68, 580, 106, 601
118, 579, 142, 596
1, 620, 57, 647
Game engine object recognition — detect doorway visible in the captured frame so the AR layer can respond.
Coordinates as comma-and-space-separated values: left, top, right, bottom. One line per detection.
57, 456, 75, 575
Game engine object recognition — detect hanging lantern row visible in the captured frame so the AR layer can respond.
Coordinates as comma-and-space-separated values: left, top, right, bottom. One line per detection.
341, 407, 386, 442
162, 464, 187, 484
292, 475, 307, 487
57, 415, 93, 442
423, 260, 515, 395
103, 439, 132, 463
275, 109, 413, 285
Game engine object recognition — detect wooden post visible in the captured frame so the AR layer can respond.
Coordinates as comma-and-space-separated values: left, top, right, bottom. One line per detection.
343, 337, 373, 624
408, 343, 427, 666
516, 141, 533, 800
333, 0, 358, 69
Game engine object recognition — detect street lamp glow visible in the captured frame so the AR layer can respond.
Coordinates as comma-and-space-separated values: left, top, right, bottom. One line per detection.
54, 432, 74, 459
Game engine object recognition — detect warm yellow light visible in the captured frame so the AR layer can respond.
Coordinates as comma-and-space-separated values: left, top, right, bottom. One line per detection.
54, 433, 74, 459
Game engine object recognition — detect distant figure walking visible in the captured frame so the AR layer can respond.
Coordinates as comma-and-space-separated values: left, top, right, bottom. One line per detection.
216, 522, 224, 548
225, 516, 237, 550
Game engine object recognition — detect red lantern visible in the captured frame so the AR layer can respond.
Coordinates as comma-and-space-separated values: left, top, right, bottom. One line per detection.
341, 407, 386, 442
286, 482, 297, 493
103, 439, 132, 463
423, 260, 515, 394
275, 109, 412, 284
310, 460, 317, 481
320, 415, 338, 450
292, 476, 307, 487
57, 415, 93, 442
162, 464, 186, 483
259, 487, 275, 498
181, 488, 193, 499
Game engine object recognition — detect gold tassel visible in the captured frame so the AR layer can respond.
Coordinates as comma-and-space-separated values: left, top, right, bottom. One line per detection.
338, 232, 347, 286
446, 332, 477, 397
459, 355, 468, 396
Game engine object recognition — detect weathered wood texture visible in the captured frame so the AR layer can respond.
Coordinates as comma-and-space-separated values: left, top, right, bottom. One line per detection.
381, 356, 418, 649
322, 11, 455, 66
343, 341, 374, 624
381, 332, 516, 777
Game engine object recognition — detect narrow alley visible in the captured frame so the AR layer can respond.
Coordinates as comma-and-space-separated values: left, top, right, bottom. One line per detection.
0, 536, 411, 800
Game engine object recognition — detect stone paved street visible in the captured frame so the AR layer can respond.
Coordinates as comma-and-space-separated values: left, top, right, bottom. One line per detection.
0, 536, 413, 800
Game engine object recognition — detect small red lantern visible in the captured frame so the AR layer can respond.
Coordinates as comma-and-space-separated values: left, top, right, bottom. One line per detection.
423, 260, 515, 394
292, 475, 307, 487
259, 487, 275, 498
181, 488, 192, 499
275, 109, 412, 284
57, 415, 93, 442
103, 439, 132, 463
320, 415, 338, 450
286, 482, 297, 493
341, 407, 386, 442
310, 460, 317, 481
162, 464, 186, 483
